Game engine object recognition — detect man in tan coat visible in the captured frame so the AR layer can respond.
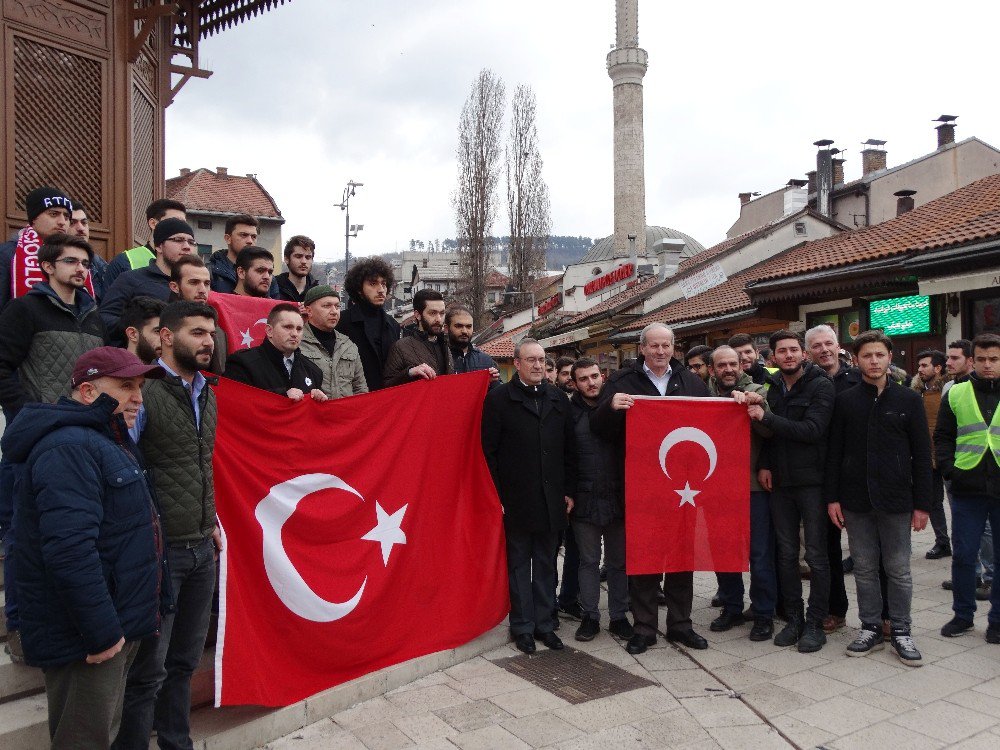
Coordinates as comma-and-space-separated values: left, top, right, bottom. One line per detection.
298, 286, 367, 399
913, 349, 950, 559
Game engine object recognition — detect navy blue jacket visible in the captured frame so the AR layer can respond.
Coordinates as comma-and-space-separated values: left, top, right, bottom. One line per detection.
2, 395, 165, 667
451, 344, 501, 390
99, 259, 173, 334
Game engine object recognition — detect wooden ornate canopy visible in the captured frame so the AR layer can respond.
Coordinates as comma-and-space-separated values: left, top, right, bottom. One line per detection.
1, 1, 290, 259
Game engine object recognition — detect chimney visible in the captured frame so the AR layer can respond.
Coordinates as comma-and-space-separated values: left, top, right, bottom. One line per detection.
806, 170, 817, 194
814, 139, 834, 217
738, 192, 753, 206
832, 155, 845, 185
861, 139, 887, 176
894, 189, 916, 216
216, 166, 228, 176
179, 167, 190, 177
935, 114, 958, 149
653, 238, 686, 281
783, 179, 808, 216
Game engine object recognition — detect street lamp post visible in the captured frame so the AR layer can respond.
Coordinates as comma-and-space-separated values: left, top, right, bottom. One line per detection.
336, 180, 364, 273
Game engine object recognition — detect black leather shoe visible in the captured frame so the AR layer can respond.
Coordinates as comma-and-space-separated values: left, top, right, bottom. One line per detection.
926, 543, 952, 560
535, 630, 564, 650
514, 633, 535, 653
575, 617, 600, 642
608, 618, 635, 640
666, 629, 708, 649
749, 617, 774, 642
710, 610, 746, 632
626, 633, 656, 654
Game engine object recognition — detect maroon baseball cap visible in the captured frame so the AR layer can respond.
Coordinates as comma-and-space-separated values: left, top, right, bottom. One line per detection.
71, 347, 166, 388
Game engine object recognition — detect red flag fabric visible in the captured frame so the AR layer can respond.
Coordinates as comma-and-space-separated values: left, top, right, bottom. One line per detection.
207, 292, 284, 354
213, 372, 509, 706
625, 397, 750, 575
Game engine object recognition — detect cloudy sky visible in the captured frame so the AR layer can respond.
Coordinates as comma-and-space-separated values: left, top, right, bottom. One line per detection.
166, 0, 1000, 263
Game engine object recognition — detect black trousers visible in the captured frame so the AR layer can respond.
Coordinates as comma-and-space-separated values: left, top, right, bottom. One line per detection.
504, 521, 559, 636
827, 519, 849, 618
629, 572, 693, 638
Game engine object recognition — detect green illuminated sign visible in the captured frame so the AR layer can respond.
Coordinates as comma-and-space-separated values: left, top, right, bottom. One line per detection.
869, 295, 930, 336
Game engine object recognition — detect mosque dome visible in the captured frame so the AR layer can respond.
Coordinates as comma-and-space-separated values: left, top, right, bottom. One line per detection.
580, 225, 705, 264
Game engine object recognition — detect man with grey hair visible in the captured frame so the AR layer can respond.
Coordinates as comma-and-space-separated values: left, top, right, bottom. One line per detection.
482, 338, 576, 654
592, 322, 711, 655
806, 323, 861, 635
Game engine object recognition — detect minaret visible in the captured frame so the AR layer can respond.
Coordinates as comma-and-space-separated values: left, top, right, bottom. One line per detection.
607, 0, 648, 258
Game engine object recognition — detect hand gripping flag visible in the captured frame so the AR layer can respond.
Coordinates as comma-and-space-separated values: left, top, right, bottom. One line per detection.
625, 397, 750, 575
213, 372, 509, 706
207, 292, 284, 354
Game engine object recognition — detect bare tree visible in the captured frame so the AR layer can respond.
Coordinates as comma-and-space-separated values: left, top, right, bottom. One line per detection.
453, 69, 505, 324
506, 85, 551, 295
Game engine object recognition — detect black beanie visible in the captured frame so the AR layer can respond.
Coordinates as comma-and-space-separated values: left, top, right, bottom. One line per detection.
25, 186, 73, 222
153, 217, 196, 246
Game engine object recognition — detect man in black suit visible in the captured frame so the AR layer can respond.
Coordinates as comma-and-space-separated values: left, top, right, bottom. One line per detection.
223, 303, 328, 402
591, 322, 711, 655
482, 338, 576, 654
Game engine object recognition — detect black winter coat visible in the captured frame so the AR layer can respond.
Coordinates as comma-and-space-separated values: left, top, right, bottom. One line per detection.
274, 272, 318, 303
481, 379, 577, 533
99, 259, 172, 333
830, 363, 862, 395
569, 392, 623, 526
761, 363, 835, 488
336, 300, 401, 391
2, 396, 165, 667
223, 339, 324, 396
590, 357, 710, 507
935, 373, 1000, 498
824, 380, 932, 513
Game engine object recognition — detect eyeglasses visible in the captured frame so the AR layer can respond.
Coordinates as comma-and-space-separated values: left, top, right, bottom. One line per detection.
166, 236, 197, 245
54, 258, 92, 269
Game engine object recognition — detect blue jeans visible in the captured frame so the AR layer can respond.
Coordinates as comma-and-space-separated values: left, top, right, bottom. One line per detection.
770, 485, 830, 622
950, 494, 1000, 624
843, 509, 913, 630
113, 537, 216, 750
718, 491, 777, 617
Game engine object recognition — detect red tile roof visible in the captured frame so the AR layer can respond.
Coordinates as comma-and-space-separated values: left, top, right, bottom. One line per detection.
166, 168, 283, 219
479, 322, 533, 359
486, 270, 511, 288
623, 173, 1000, 332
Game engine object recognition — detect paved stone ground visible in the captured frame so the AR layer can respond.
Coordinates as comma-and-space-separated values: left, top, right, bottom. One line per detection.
266, 525, 1000, 749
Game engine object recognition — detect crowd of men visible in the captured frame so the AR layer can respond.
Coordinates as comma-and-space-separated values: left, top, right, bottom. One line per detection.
484, 323, 1000, 669
0, 184, 998, 746
0, 186, 505, 748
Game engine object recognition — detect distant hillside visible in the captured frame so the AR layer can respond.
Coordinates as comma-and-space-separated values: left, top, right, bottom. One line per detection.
323, 235, 594, 272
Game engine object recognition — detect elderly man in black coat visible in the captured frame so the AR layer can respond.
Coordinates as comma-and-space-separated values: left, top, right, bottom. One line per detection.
224, 303, 328, 402
591, 322, 711, 655
482, 338, 576, 654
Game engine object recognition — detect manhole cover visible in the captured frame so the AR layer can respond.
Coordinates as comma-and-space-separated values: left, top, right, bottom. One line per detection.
492, 647, 654, 704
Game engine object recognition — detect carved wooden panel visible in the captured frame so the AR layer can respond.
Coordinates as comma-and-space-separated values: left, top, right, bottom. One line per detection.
4, 0, 108, 50
12, 35, 104, 221
131, 83, 155, 240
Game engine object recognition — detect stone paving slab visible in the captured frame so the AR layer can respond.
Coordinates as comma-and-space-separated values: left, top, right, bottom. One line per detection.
266, 524, 1000, 749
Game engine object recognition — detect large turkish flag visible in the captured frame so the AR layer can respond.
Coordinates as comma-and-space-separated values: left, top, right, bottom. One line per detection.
625, 397, 750, 575
213, 372, 509, 706
207, 292, 284, 354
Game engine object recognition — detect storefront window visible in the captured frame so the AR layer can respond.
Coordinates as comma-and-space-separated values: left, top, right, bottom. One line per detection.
970, 295, 1000, 335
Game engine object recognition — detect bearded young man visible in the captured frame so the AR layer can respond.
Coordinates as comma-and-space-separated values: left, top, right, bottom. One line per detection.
382, 288, 454, 386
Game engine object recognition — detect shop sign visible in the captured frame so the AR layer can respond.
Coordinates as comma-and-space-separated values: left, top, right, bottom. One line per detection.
869, 295, 931, 336
584, 264, 634, 296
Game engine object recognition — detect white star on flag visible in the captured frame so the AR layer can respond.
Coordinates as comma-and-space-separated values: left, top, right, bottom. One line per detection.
239, 328, 253, 348
675, 481, 700, 508
362, 501, 408, 565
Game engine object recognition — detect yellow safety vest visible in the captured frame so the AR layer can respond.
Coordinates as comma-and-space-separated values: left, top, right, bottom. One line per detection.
948, 381, 1000, 470
124, 245, 154, 269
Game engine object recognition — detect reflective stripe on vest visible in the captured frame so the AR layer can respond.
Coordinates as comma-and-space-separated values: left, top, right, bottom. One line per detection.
948, 381, 1000, 469
124, 245, 154, 270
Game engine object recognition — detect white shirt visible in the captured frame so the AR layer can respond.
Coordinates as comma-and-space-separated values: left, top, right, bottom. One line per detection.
283, 356, 294, 377
642, 361, 672, 396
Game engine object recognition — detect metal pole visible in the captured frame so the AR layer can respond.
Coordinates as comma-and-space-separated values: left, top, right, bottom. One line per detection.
344, 199, 351, 272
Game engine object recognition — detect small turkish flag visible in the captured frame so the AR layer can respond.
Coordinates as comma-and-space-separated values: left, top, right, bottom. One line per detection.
207, 292, 284, 353
625, 397, 749, 575
213, 372, 509, 706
